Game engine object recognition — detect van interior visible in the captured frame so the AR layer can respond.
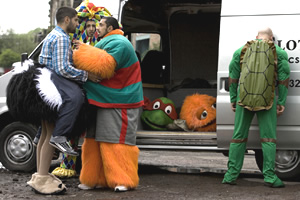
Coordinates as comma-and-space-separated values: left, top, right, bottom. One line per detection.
121, 0, 221, 121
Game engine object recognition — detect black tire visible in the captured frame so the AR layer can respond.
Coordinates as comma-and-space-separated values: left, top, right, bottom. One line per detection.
254, 149, 300, 180
0, 122, 37, 172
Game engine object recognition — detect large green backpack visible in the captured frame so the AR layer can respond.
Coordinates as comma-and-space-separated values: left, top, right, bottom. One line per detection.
238, 40, 277, 111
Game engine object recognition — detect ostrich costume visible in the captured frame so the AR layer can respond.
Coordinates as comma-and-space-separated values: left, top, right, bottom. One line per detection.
51, 0, 112, 178
6, 60, 87, 194
6, 60, 87, 137
7, 60, 62, 125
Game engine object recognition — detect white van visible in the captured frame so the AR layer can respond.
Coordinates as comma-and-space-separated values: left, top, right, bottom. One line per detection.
0, 0, 299, 179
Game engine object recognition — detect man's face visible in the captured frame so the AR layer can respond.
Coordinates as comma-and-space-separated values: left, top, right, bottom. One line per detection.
86, 20, 96, 37
97, 19, 109, 38
67, 15, 79, 34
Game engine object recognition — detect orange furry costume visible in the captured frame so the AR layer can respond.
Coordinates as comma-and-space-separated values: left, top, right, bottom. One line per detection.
180, 94, 216, 132
80, 139, 139, 188
73, 29, 143, 190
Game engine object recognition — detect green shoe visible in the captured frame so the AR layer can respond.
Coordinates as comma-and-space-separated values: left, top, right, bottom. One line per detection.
222, 179, 237, 185
264, 178, 285, 188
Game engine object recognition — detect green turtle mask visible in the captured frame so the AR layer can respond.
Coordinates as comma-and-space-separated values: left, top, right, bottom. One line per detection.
141, 97, 178, 131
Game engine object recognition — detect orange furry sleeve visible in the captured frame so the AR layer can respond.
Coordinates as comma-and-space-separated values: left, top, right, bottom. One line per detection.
73, 44, 116, 79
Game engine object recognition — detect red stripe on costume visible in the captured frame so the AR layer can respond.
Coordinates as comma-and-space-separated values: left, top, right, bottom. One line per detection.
100, 62, 141, 89
119, 109, 128, 144
88, 99, 144, 109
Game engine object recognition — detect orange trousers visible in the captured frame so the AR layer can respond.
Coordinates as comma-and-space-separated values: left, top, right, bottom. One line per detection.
79, 138, 139, 189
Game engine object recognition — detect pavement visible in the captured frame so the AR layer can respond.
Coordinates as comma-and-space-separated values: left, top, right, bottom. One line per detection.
138, 150, 261, 175
0, 150, 261, 175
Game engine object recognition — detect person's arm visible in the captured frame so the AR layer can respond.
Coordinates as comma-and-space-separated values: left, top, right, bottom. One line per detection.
276, 46, 290, 115
228, 48, 242, 112
53, 36, 88, 82
73, 42, 116, 79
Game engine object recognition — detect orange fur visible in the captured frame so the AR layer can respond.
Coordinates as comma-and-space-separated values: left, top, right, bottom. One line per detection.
79, 140, 140, 189
73, 44, 116, 79
79, 138, 108, 187
100, 142, 139, 189
180, 94, 216, 132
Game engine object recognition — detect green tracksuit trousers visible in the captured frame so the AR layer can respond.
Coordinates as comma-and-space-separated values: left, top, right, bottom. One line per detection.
223, 99, 279, 184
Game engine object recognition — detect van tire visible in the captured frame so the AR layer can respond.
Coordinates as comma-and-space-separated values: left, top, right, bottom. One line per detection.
0, 122, 36, 172
254, 149, 300, 180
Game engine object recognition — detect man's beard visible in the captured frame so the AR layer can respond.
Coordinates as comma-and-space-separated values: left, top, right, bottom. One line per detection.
66, 22, 76, 33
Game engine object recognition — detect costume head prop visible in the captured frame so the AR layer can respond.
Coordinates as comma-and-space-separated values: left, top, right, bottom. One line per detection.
180, 94, 216, 132
70, 0, 111, 47
141, 97, 178, 131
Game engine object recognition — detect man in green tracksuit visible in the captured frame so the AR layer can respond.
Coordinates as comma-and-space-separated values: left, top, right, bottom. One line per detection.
222, 27, 290, 188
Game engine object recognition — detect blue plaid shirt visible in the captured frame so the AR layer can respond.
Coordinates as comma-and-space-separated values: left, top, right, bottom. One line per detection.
39, 26, 87, 82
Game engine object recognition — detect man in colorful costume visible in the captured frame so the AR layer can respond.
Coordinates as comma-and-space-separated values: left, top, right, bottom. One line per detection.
70, 0, 111, 47
222, 28, 290, 188
73, 16, 143, 192
51, 0, 111, 178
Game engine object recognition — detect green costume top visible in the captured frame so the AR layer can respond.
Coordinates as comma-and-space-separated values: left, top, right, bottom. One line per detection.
229, 40, 290, 106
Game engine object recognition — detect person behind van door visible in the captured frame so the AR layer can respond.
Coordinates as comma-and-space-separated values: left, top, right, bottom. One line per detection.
73, 16, 143, 192
26, 6, 101, 195
51, 0, 111, 179
222, 27, 290, 188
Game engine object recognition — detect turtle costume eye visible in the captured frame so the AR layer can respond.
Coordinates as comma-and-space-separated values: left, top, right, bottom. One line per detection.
165, 105, 173, 115
153, 101, 160, 109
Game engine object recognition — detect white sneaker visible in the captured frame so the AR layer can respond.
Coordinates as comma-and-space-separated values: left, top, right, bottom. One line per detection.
114, 185, 128, 192
78, 184, 103, 190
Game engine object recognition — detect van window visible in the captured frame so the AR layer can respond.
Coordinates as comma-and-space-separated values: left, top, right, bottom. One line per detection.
130, 33, 161, 61
130, 33, 165, 84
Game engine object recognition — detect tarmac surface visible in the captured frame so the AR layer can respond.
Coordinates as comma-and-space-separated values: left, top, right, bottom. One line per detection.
2, 150, 300, 200
138, 149, 261, 175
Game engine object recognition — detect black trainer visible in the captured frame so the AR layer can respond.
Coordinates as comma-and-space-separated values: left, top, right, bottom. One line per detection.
49, 136, 79, 156
32, 136, 39, 147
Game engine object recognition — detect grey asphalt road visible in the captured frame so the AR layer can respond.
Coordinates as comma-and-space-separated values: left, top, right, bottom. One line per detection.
1, 151, 300, 200
138, 150, 260, 175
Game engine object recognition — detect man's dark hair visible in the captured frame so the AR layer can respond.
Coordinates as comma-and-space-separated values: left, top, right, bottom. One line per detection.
102, 17, 120, 30
56, 7, 77, 23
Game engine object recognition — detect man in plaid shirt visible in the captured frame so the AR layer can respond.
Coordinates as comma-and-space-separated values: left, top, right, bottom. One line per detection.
38, 7, 99, 157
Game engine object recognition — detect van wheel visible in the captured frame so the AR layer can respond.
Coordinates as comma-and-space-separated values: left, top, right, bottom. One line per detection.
254, 149, 300, 180
0, 122, 37, 172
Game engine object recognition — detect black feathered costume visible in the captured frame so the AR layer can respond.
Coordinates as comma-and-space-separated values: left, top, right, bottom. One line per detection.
6, 60, 87, 139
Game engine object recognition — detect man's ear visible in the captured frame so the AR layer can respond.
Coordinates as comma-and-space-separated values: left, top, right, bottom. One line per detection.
64, 16, 70, 24
107, 25, 113, 32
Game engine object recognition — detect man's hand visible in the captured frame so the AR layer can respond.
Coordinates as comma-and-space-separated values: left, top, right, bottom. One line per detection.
74, 40, 84, 50
277, 105, 285, 117
231, 102, 236, 112
87, 72, 101, 83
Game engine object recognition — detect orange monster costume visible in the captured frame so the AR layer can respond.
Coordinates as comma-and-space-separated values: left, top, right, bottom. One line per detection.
180, 94, 216, 132
73, 19, 143, 191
